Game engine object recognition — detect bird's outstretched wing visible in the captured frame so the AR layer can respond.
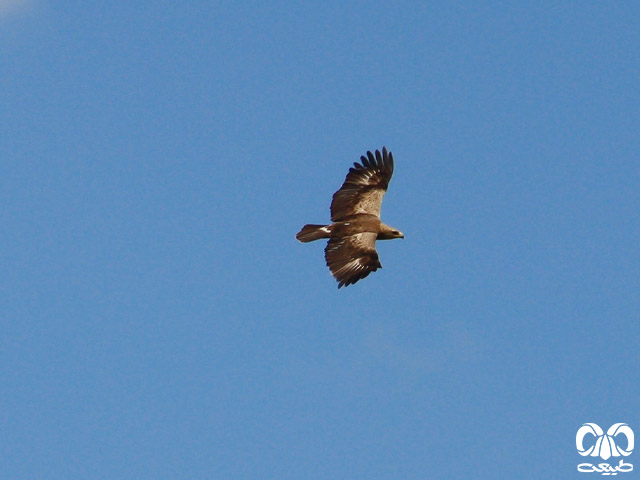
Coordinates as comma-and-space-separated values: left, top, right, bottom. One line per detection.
324, 232, 381, 288
330, 147, 394, 221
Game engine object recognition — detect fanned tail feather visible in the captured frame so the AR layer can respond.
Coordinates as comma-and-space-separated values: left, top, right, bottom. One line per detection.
296, 224, 331, 243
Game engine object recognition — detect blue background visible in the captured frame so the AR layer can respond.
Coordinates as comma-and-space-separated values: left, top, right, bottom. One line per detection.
2, 2, 639, 478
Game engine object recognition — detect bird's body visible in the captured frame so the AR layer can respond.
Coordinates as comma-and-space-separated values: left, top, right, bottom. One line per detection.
296, 147, 403, 288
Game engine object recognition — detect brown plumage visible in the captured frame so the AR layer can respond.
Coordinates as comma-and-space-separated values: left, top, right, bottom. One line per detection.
296, 147, 404, 288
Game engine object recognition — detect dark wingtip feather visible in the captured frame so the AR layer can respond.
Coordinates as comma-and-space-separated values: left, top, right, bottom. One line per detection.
381, 146, 393, 173
366, 151, 376, 165
351, 147, 394, 173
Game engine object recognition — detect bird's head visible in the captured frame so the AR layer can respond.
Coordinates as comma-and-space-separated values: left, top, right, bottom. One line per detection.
378, 226, 404, 240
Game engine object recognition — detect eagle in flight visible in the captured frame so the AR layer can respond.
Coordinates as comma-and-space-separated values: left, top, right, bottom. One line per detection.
296, 147, 404, 288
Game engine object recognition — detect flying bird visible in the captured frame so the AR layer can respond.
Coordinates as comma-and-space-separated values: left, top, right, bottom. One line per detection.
296, 147, 404, 288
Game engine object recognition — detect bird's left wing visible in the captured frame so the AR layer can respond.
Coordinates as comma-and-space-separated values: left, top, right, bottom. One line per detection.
324, 232, 381, 288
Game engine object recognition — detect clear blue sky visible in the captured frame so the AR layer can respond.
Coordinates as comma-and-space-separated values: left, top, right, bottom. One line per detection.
2, 2, 639, 479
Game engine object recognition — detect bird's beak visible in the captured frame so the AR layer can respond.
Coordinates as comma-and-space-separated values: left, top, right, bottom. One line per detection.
399, 233, 405, 239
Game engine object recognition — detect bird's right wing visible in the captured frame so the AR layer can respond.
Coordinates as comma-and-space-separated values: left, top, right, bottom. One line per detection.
330, 147, 394, 221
